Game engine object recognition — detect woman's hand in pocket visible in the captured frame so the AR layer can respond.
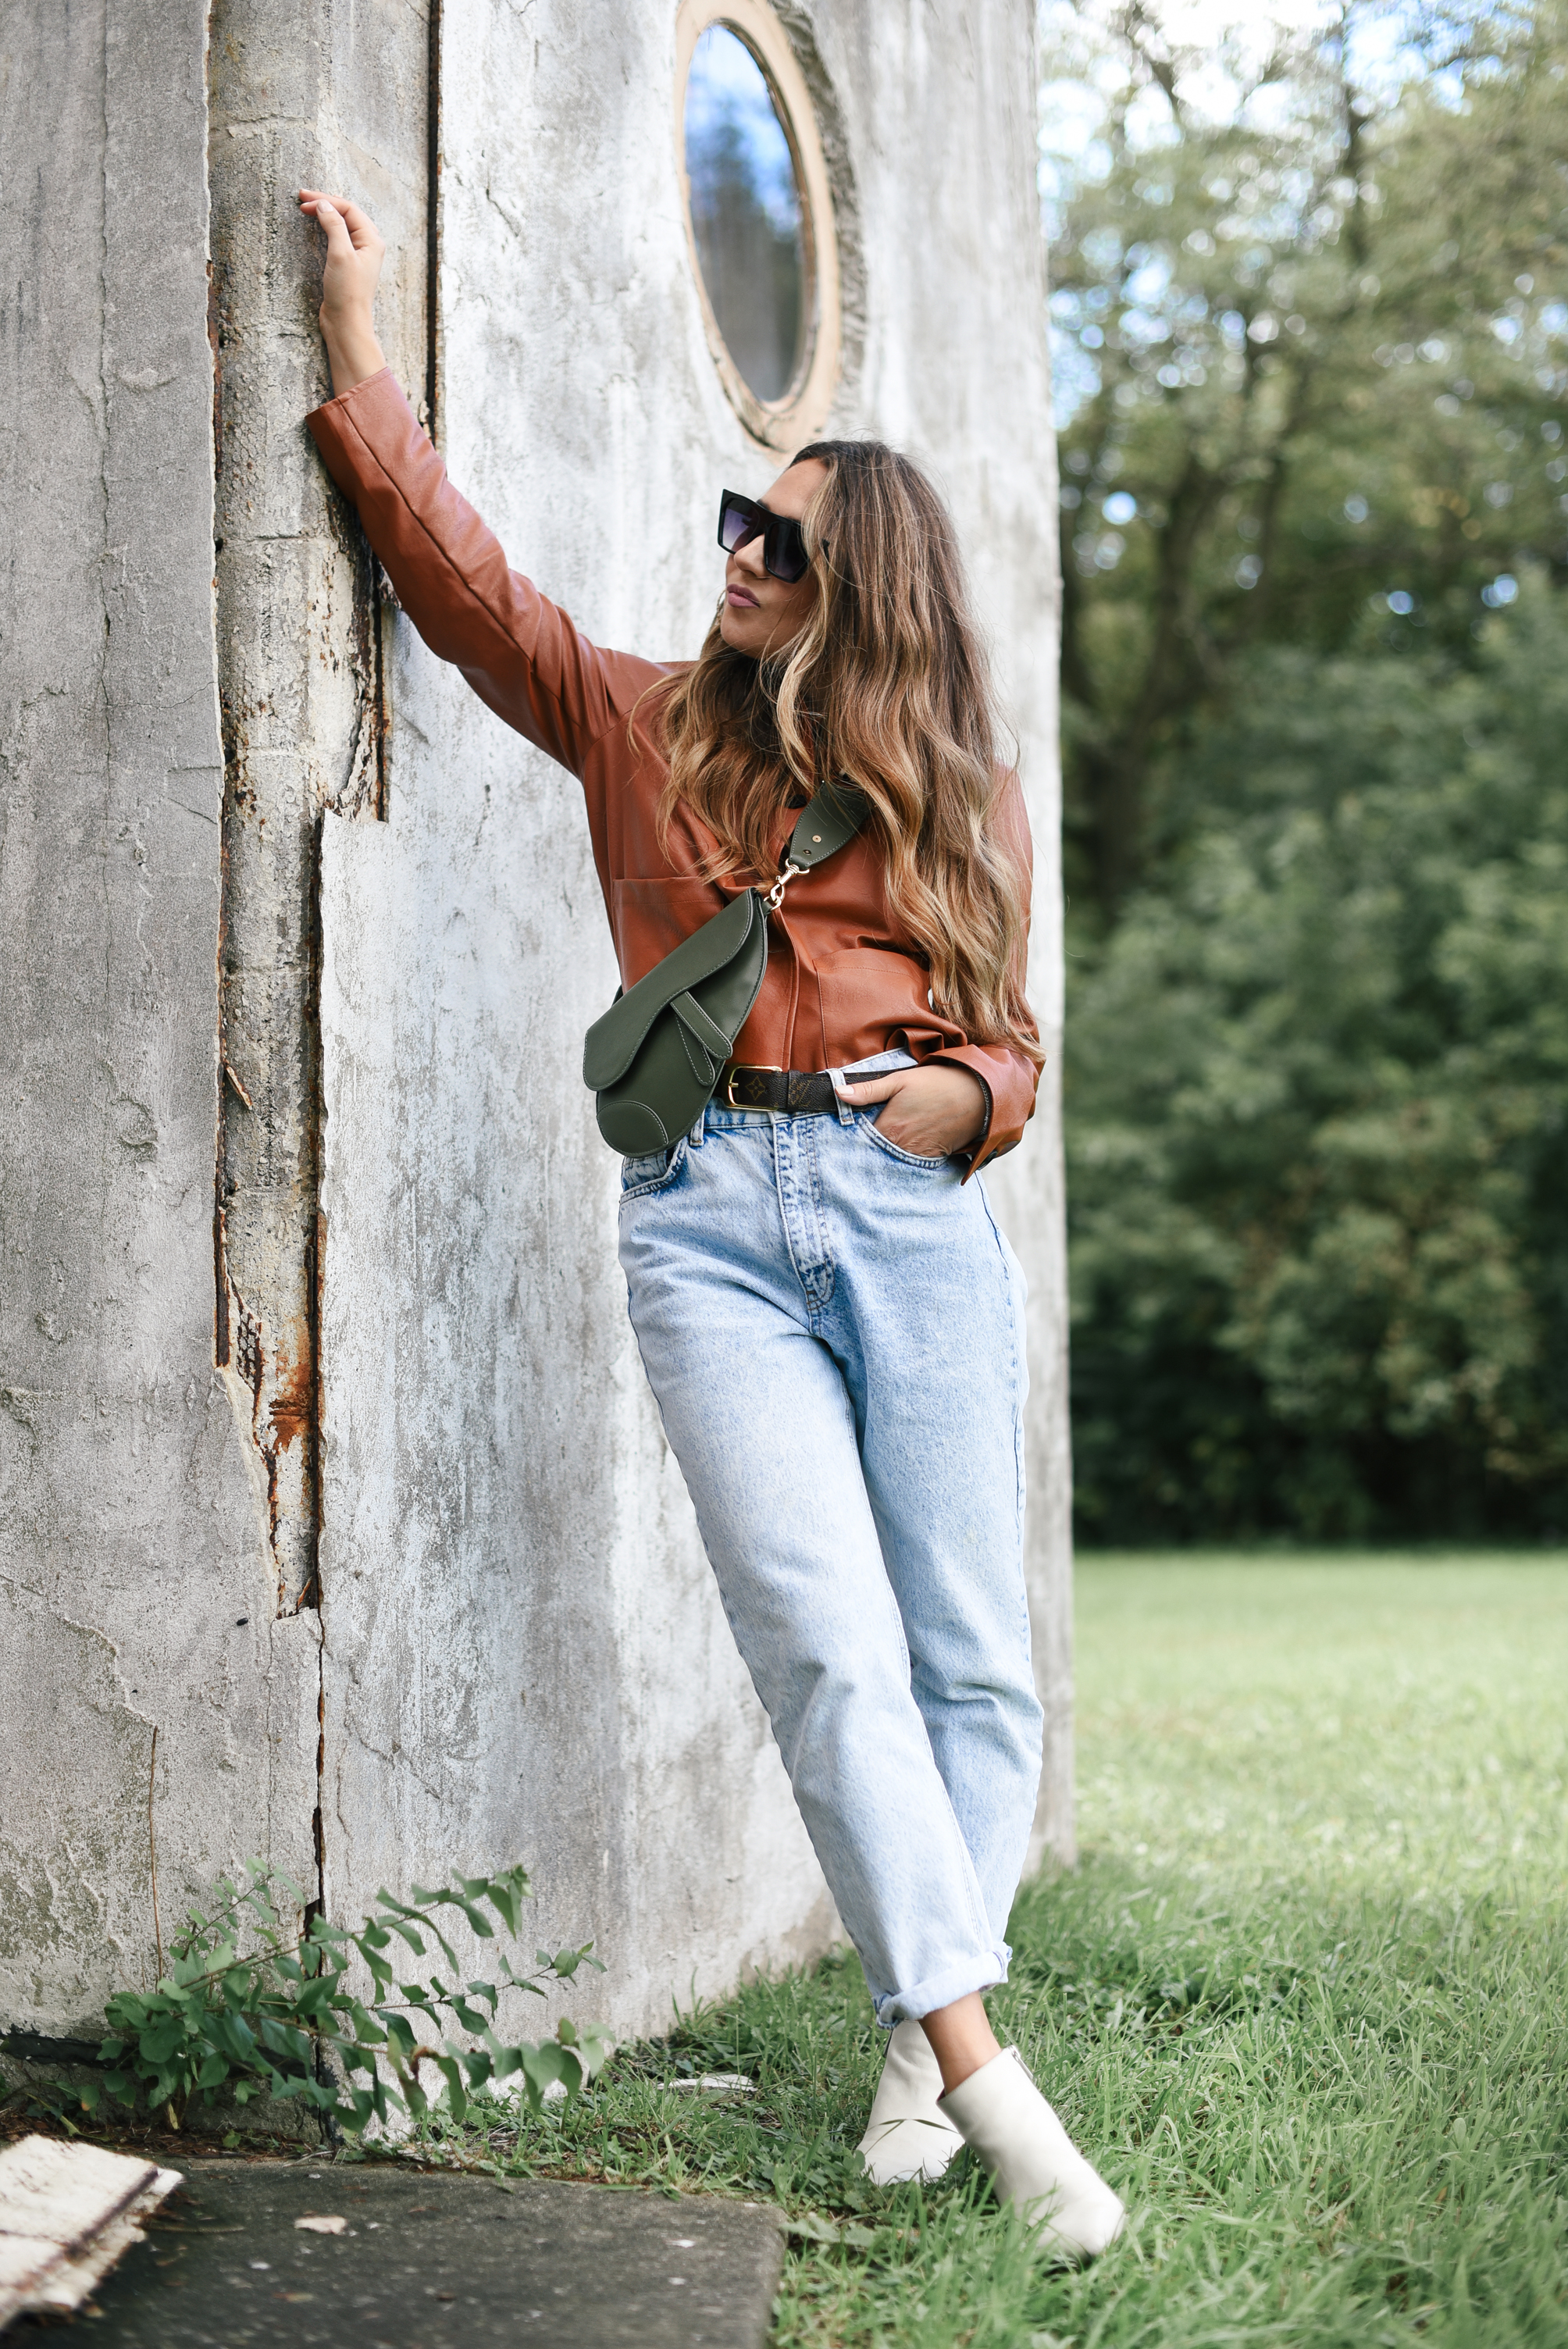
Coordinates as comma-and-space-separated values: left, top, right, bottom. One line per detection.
834, 1062, 987, 1158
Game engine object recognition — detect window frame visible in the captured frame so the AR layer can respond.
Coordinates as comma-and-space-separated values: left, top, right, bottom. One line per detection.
675, 0, 842, 450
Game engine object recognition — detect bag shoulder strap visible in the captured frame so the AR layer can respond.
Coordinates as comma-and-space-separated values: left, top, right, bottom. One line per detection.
784, 779, 867, 873
583, 779, 868, 1091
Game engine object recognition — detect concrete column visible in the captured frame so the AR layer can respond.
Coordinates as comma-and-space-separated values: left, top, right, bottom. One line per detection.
2, 0, 1071, 2058
0, 0, 316, 2037
207, 0, 433, 1621
314, 0, 1073, 2052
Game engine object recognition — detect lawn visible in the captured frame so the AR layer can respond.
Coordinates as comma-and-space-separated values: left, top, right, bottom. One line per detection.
429, 1553, 1568, 2346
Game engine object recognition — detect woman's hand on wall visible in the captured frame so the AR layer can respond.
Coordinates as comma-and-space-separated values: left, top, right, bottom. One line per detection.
298, 191, 388, 398
834, 1062, 988, 1160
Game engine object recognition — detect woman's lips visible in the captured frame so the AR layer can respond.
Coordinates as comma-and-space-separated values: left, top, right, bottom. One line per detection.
725, 583, 760, 608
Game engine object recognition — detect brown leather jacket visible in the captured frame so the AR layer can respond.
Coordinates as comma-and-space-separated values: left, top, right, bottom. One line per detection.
307, 369, 1040, 1169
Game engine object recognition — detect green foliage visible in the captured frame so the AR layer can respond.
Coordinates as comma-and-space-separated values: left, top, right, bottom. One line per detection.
1047, 2, 1568, 1538
421, 1556, 1568, 2347
37, 1862, 608, 2137
1044, 0, 1568, 907
1067, 584, 1568, 1540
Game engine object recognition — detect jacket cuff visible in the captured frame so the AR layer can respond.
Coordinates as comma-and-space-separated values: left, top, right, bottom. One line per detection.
306, 363, 398, 424
305, 365, 404, 476
933, 1043, 1038, 1178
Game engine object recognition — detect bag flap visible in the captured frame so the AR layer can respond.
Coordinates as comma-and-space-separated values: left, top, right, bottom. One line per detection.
583, 888, 761, 1089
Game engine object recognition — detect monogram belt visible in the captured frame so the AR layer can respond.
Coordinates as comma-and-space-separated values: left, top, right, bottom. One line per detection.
720, 1064, 841, 1115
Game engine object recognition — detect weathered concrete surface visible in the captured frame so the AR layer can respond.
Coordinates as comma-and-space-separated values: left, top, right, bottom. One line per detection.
0, 2, 317, 2032
88, 2161, 785, 2347
1, 0, 1070, 2052
315, 0, 846, 2037
315, 0, 1069, 2045
208, 0, 432, 1616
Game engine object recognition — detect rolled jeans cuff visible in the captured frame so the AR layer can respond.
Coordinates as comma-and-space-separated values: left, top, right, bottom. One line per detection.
872, 1941, 1012, 2028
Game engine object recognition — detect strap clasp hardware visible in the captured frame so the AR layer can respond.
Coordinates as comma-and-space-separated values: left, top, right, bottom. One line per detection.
764, 861, 804, 914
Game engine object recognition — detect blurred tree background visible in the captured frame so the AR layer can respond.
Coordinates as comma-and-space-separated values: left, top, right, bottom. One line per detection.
1042, 0, 1568, 1540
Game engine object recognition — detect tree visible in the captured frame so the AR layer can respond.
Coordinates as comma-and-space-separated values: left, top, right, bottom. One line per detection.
1065, 581, 1568, 1541
1044, 0, 1568, 912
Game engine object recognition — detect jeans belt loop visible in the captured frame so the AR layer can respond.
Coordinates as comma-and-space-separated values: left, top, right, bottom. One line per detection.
828, 1069, 856, 1128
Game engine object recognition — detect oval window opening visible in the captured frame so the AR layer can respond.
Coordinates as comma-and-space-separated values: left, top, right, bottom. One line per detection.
683, 25, 807, 405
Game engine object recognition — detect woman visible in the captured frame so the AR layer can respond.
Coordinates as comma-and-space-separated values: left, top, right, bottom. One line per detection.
298, 187, 1124, 2262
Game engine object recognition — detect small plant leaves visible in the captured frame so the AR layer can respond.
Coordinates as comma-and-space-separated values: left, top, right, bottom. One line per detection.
59, 1859, 603, 2138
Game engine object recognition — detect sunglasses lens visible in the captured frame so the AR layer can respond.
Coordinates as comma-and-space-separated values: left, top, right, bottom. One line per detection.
719, 495, 755, 554
766, 522, 809, 583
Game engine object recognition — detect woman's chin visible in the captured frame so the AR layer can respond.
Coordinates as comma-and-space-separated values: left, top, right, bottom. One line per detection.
718, 608, 760, 654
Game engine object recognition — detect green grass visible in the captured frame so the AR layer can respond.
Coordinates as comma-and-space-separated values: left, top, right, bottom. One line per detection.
421, 1553, 1568, 2345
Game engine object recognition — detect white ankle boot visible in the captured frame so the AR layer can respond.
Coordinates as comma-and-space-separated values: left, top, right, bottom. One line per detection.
940, 2048, 1125, 2262
857, 2019, 963, 2184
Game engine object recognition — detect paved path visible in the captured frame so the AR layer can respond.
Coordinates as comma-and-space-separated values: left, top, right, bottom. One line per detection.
77, 2158, 784, 2347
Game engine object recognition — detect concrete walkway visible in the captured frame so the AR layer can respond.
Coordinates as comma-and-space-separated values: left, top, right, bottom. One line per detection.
75, 2159, 784, 2347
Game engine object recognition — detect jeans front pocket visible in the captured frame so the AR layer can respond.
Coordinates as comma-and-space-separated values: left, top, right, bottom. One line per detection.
619, 1138, 689, 1200
855, 1113, 950, 1173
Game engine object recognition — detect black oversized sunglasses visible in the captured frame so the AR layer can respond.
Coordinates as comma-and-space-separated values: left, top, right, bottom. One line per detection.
717, 489, 812, 584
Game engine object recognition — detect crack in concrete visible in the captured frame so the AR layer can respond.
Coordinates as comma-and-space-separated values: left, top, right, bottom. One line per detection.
205, 0, 433, 1932
94, 0, 115, 1310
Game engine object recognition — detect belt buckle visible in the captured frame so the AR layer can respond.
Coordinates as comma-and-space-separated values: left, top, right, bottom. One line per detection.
723, 1062, 782, 1109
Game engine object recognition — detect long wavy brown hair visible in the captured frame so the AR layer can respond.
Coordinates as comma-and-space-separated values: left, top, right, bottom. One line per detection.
648, 439, 1042, 1066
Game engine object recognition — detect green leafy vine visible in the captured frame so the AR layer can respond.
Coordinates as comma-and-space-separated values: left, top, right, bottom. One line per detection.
39, 1861, 608, 2137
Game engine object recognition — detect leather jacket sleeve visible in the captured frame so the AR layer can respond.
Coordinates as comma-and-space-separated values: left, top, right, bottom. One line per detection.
306, 368, 669, 776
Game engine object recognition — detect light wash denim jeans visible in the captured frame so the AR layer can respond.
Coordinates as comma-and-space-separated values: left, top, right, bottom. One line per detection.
617, 1052, 1043, 2026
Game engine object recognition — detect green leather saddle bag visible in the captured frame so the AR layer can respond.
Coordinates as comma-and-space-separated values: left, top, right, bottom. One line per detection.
583, 783, 865, 1156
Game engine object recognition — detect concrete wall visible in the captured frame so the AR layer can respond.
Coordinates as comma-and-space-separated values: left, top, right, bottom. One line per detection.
208, 0, 433, 1620
315, 0, 1072, 2034
0, 0, 317, 2035
1, 0, 1067, 2055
